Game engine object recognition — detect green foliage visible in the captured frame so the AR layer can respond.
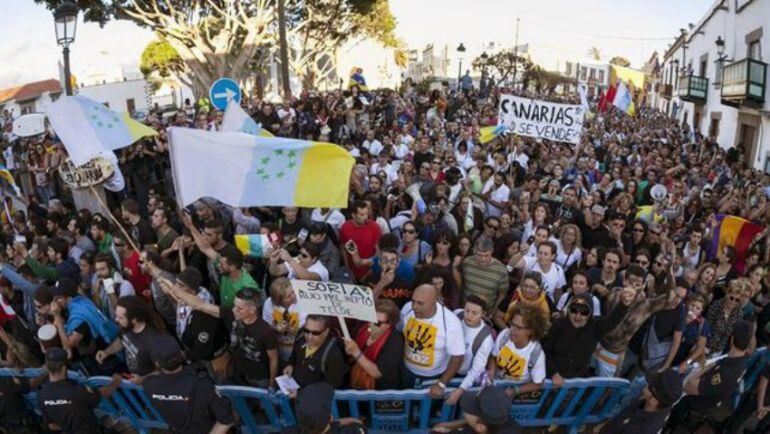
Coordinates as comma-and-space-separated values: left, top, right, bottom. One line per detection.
587, 47, 601, 61
140, 39, 183, 78
609, 56, 631, 68
472, 50, 532, 86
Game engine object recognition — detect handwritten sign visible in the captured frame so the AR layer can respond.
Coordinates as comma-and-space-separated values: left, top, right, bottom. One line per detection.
291, 280, 376, 322
498, 94, 584, 145
58, 157, 115, 189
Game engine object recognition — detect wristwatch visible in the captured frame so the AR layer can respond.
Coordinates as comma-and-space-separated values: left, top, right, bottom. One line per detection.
437, 381, 447, 390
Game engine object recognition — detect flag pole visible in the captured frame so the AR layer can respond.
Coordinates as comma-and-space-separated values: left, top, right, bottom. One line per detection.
87, 185, 141, 254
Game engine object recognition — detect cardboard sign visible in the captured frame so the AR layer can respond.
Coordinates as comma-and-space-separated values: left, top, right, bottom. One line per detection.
12, 113, 46, 137
498, 94, 584, 145
58, 157, 115, 189
291, 280, 376, 322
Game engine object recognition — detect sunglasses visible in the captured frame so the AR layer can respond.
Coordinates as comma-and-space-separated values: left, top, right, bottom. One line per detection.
303, 328, 325, 336
403, 229, 416, 234
650, 231, 661, 236
432, 161, 441, 165
632, 228, 645, 233
486, 223, 499, 229
569, 306, 590, 317
728, 295, 741, 302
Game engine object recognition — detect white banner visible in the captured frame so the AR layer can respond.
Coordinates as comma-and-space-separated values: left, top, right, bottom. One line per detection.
498, 94, 584, 145
291, 280, 376, 322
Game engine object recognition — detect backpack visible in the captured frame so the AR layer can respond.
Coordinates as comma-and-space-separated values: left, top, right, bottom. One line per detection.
456, 310, 496, 357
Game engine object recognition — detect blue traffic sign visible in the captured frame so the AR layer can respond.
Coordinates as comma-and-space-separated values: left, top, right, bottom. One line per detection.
209, 78, 241, 111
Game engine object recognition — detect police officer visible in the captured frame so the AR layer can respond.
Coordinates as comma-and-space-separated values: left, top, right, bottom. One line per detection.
431, 386, 521, 433
280, 382, 366, 434
36, 347, 122, 434
596, 369, 682, 434
142, 334, 234, 434
665, 320, 753, 433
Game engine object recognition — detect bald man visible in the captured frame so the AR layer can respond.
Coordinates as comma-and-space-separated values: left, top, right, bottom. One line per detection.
399, 284, 465, 397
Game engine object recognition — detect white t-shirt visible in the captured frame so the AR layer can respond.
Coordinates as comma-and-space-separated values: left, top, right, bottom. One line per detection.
310, 208, 346, 232
286, 260, 329, 282
554, 238, 583, 270
453, 310, 495, 390
362, 139, 383, 156
521, 256, 567, 300
682, 243, 702, 269
556, 292, 602, 316
399, 302, 465, 377
481, 179, 510, 217
491, 331, 546, 383
393, 143, 411, 160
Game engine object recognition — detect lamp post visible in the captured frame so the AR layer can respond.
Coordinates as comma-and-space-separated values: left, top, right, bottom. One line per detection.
480, 51, 489, 94
456, 43, 466, 90
54, 0, 79, 96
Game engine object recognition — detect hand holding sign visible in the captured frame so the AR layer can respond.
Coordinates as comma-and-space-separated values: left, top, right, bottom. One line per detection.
291, 280, 376, 339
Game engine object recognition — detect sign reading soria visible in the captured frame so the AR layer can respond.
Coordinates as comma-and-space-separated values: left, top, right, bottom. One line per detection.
498, 94, 585, 145
291, 280, 376, 322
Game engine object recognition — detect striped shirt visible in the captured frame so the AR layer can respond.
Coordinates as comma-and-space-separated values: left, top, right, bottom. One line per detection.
461, 256, 509, 310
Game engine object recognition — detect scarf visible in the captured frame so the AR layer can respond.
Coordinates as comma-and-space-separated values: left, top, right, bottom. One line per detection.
65, 296, 119, 344
350, 324, 393, 390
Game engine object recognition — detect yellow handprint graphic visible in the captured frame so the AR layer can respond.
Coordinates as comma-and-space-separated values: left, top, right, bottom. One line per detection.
403, 317, 437, 367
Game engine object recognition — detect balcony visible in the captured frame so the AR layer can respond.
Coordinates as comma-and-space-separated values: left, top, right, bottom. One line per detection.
678, 75, 708, 104
658, 83, 673, 99
721, 58, 767, 108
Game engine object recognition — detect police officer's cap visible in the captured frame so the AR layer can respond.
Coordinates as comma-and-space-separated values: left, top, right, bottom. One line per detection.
296, 382, 334, 430
45, 347, 68, 363
645, 369, 683, 407
459, 386, 512, 427
176, 267, 202, 291
731, 320, 753, 351
151, 334, 185, 370
51, 278, 78, 298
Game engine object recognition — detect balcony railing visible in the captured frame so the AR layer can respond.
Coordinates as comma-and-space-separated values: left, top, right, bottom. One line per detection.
721, 57, 767, 108
678, 75, 708, 103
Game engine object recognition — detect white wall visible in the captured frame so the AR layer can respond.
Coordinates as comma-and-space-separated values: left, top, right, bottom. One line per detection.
675, 0, 769, 170
76, 79, 150, 113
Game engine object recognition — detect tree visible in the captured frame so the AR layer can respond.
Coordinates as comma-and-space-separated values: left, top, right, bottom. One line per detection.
587, 47, 601, 61
140, 39, 190, 93
283, 0, 398, 90
609, 56, 631, 68
35, 0, 276, 97
471, 50, 532, 87
35, 0, 399, 96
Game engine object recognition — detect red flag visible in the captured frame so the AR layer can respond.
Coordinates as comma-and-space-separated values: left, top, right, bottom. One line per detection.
598, 85, 617, 112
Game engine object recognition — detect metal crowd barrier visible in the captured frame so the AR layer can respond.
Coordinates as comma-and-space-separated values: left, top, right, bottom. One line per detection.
1, 346, 766, 434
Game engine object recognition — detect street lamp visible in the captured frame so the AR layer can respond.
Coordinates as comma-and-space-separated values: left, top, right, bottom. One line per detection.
715, 36, 733, 62
54, 0, 79, 96
480, 51, 489, 93
457, 43, 466, 90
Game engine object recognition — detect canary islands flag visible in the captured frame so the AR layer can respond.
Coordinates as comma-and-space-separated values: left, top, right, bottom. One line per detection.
479, 125, 507, 145
0, 165, 20, 196
45, 95, 157, 165
168, 127, 355, 208
221, 99, 274, 137
235, 234, 273, 258
612, 81, 635, 116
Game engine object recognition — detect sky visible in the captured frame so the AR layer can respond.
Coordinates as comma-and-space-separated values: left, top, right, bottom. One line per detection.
0, 0, 715, 90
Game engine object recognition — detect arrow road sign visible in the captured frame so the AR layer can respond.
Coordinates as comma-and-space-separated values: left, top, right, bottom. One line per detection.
209, 78, 241, 111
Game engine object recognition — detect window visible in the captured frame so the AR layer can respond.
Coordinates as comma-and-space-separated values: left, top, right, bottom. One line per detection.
565, 62, 573, 76
748, 40, 761, 60
589, 68, 596, 80
126, 98, 136, 113
597, 70, 605, 83
709, 117, 720, 138
20, 102, 35, 114
580, 67, 587, 80
700, 60, 707, 77
714, 60, 723, 85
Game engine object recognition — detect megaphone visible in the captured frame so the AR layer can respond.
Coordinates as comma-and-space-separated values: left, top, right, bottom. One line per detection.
406, 183, 427, 214
650, 184, 667, 202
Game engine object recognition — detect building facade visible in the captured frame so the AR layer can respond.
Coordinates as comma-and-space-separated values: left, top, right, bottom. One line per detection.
0, 79, 63, 115
660, 0, 769, 171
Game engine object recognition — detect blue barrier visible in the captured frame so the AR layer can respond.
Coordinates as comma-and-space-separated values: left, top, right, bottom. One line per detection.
1, 346, 767, 434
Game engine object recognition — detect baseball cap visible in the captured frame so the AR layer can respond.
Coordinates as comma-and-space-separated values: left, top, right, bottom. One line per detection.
176, 267, 202, 291
296, 382, 334, 430
731, 320, 753, 351
51, 278, 77, 298
151, 334, 185, 370
645, 369, 683, 407
459, 386, 512, 427
567, 293, 594, 316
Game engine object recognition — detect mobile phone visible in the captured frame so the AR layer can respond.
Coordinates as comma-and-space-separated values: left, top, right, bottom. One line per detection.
14, 235, 26, 244
103, 278, 115, 295
297, 229, 308, 245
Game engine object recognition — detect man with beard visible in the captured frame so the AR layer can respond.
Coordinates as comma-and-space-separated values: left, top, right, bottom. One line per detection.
151, 208, 179, 259
96, 295, 165, 384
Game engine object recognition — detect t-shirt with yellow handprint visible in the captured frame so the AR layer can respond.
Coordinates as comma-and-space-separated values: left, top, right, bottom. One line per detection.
399, 303, 466, 377
404, 317, 438, 368
491, 331, 546, 383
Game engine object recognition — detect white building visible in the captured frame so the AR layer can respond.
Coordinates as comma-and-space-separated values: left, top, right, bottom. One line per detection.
77, 78, 151, 113
665, 0, 769, 171
564, 60, 610, 96
0, 79, 63, 115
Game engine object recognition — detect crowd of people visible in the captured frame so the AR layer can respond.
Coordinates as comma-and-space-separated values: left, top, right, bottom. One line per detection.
1, 78, 769, 434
